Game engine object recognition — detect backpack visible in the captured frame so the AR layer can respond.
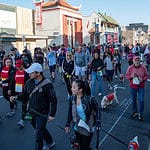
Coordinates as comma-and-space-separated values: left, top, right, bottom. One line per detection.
88, 96, 98, 129
71, 96, 98, 136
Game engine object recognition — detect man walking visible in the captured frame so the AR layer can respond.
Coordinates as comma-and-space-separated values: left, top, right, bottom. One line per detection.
126, 56, 149, 121
10, 63, 57, 150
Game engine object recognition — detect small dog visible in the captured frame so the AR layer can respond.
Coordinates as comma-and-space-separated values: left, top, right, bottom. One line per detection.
101, 93, 118, 109
101, 85, 125, 109
119, 74, 125, 83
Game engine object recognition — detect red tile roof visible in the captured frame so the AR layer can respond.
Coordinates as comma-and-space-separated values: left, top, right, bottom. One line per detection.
42, 0, 79, 11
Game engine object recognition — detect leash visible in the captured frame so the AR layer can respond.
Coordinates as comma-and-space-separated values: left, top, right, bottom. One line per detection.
96, 96, 128, 149
13, 98, 48, 120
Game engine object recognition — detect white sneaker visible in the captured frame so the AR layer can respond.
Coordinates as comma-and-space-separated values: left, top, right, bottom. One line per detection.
98, 93, 102, 96
115, 75, 118, 79
6, 110, 15, 117
17, 119, 25, 127
147, 79, 150, 82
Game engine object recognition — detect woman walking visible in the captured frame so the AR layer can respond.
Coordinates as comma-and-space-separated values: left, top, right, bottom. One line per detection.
65, 80, 98, 150
0, 57, 16, 117
62, 51, 74, 99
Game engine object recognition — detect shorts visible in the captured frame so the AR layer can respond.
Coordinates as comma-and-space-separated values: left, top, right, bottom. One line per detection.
49, 65, 56, 72
75, 66, 86, 77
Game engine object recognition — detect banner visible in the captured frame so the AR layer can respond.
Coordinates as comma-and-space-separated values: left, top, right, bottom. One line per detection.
35, 3, 42, 24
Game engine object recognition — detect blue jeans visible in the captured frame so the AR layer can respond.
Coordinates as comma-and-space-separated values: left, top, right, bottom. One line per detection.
30, 116, 53, 150
130, 88, 144, 114
91, 71, 103, 96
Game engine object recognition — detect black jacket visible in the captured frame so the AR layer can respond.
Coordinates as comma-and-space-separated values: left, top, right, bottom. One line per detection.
90, 58, 104, 73
62, 59, 74, 75
65, 95, 99, 128
17, 77, 57, 117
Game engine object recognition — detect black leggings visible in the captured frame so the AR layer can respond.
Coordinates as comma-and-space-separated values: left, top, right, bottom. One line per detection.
75, 131, 93, 150
63, 74, 72, 96
30, 116, 53, 150
21, 100, 28, 120
114, 63, 121, 75
3, 87, 14, 110
105, 69, 114, 83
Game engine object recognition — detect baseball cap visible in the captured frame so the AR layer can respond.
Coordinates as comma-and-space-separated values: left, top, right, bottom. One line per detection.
25, 63, 43, 73
133, 56, 140, 61
15, 60, 23, 68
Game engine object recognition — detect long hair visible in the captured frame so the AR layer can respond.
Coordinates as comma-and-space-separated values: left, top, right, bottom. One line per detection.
3, 56, 12, 66
74, 79, 91, 96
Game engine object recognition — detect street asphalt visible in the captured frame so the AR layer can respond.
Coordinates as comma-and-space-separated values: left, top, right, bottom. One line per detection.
0, 59, 150, 150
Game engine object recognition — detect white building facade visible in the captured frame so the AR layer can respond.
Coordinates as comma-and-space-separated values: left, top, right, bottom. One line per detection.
82, 12, 119, 45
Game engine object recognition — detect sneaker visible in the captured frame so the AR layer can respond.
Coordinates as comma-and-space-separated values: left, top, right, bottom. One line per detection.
138, 114, 144, 121
6, 110, 15, 117
98, 93, 102, 96
147, 79, 150, 82
115, 75, 118, 79
131, 112, 138, 119
43, 141, 55, 150
17, 119, 25, 127
24, 114, 30, 120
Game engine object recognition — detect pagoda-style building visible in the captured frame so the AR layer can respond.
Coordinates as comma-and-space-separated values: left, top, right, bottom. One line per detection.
35, 0, 82, 47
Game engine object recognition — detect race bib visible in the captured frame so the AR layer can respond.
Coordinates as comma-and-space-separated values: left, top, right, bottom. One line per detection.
133, 77, 140, 85
15, 84, 23, 93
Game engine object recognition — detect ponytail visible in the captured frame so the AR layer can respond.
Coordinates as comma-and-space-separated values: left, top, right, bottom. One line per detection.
74, 79, 91, 96
83, 81, 91, 96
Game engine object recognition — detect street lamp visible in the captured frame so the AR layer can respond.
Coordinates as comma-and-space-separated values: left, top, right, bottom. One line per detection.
22, 35, 26, 48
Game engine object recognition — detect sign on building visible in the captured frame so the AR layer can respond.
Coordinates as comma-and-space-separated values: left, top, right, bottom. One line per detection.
33, 0, 43, 25
35, 4, 42, 24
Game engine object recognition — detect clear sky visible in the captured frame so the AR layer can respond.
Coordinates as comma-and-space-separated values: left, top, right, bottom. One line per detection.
0, 0, 150, 26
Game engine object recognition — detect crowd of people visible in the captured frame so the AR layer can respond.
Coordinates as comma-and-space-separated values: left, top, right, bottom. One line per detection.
0, 41, 149, 150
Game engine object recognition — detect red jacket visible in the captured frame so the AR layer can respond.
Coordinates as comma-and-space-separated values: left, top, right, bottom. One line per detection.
126, 64, 149, 89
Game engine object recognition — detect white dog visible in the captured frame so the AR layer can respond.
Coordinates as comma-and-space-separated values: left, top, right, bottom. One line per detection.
101, 85, 125, 109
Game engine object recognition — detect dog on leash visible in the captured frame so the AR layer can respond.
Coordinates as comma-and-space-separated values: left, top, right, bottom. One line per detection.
101, 85, 125, 109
